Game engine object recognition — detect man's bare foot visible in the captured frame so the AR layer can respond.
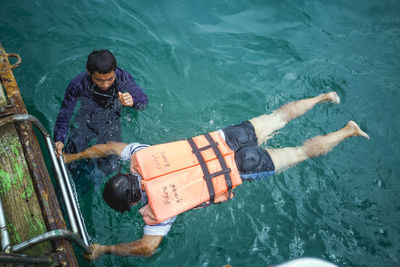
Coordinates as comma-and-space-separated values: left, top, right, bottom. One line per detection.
320, 92, 340, 104
347, 121, 370, 139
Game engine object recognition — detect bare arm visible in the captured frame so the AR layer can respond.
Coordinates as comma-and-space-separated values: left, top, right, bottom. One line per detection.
83, 235, 163, 261
63, 142, 128, 163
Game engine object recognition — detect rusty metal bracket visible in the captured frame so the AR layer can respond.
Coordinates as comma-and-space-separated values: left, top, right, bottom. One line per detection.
7, 53, 21, 69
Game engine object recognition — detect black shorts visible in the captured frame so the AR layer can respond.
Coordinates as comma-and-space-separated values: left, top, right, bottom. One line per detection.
222, 121, 275, 180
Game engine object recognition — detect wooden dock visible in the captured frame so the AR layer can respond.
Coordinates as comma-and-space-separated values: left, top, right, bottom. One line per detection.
0, 43, 78, 266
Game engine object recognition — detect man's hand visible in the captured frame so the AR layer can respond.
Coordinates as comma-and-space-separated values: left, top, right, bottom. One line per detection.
118, 92, 134, 107
130, 163, 139, 174
55, 141, 64, 157
83, 243, 107, 261
139, 205, 159, 225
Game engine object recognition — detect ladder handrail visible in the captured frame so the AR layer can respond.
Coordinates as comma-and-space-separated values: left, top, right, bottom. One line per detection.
0, 197, 10, 252
11, 229, 91, 254
58, 155, 89, 246
0, 252, 52, 265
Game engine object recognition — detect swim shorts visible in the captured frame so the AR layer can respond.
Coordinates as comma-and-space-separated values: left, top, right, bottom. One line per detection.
221, 121, 275, 180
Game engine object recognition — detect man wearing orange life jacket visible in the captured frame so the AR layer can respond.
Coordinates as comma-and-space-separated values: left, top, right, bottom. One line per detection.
63, 92, 370, 260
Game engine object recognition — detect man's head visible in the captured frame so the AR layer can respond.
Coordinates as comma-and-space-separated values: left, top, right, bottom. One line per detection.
86, 49, 117, 91
102, 173, 142, 213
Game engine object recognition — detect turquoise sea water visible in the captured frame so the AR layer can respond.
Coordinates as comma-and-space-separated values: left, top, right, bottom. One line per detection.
1, 0, 400, 266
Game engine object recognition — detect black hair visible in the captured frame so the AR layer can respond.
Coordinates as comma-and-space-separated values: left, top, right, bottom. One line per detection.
86, 49, 117, 74
102, 173, 141, 213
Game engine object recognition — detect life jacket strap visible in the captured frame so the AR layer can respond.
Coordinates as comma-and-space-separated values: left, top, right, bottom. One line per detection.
187, 133, 233, 203
203, 133, 233, 197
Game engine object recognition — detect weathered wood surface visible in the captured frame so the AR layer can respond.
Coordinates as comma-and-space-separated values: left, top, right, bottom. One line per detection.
0, 122, 51, 256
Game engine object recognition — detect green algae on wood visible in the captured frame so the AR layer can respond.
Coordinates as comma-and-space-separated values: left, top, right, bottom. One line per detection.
0, 123, 51, 256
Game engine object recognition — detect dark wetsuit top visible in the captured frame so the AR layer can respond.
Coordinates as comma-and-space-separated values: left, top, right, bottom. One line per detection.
54, 68, 148, 144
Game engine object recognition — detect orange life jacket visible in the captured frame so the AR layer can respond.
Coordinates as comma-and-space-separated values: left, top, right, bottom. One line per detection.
131, 131, 242, 223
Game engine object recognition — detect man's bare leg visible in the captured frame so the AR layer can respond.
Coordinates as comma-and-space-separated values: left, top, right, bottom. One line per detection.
268, 121, 369, 173
249, 92, 340, 144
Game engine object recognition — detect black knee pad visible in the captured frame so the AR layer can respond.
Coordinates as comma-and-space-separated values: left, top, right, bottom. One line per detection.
222, 121, 258, 151
235, 145, 275, 174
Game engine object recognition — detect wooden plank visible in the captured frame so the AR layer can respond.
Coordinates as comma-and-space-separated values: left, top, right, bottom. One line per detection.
0, 122, 51, 255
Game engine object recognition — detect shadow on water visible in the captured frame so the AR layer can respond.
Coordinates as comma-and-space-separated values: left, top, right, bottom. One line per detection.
67, 156, 121, 194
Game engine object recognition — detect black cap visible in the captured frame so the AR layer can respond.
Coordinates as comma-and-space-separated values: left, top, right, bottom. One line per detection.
102, 173, 141, 213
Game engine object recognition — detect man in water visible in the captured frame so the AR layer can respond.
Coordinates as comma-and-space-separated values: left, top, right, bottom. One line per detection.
54, 49, 148, 156
64, 92, 369, 260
